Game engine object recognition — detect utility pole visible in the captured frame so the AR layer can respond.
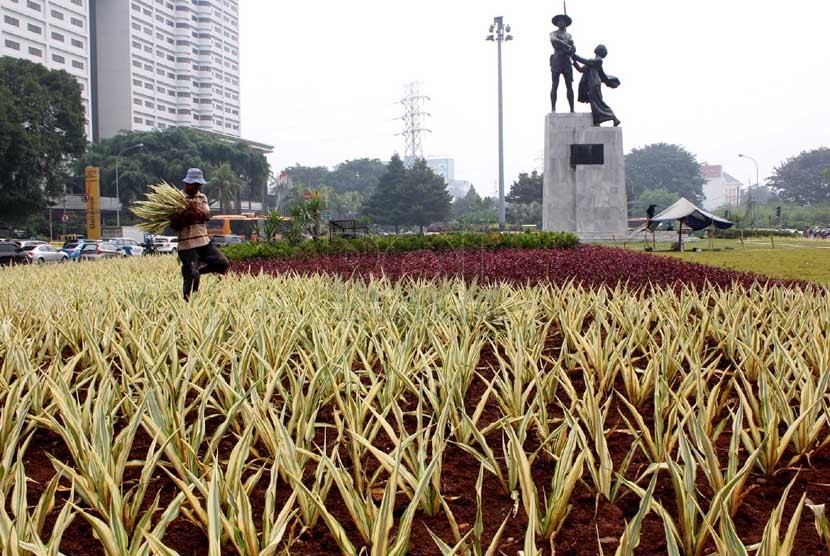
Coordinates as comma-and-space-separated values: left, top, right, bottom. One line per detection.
738, 154, 759, 229
487, 17, 513, 232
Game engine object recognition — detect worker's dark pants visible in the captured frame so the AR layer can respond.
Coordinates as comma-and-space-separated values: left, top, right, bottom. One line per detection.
179, 244, 230, 300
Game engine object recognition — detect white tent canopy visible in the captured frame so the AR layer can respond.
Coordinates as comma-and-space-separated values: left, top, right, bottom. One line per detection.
637, 197, 734, 233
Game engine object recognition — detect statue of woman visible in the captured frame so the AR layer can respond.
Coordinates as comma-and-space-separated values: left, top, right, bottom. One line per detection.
572, 44, 621, 127
549, 14, 575, 113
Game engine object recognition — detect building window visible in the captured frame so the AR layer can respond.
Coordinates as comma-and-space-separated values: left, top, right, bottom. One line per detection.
4, 40, 21, 51
71, 38, 83, 48
28, 46, 42, 57
52, 53, 65, 63
72, 60, 84, 70
3, 16, 19, 26
50, 9, 64, 20
134, 117, 143, 124
70, 17, 83, 28
27, 23, 41, 34
51, 31, 64, 42
27, 1, 41, 12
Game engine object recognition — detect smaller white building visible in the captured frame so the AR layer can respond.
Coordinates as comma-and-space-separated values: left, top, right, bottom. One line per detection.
701, 165, 742, 210
426, 157, 471, 199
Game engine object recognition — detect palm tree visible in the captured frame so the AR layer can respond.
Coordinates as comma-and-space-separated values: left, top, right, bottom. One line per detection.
205, 163, 241, 213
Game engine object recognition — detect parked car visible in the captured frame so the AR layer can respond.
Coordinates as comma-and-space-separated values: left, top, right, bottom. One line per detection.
21, 244, 68, 264
111, 238, 145, 257
0, 242, 27, 266
153, 236, 179, 254
62, 239, 100, 261
211, 234, 243, 247
79, 241, 126, 261
15, 240, 46, 249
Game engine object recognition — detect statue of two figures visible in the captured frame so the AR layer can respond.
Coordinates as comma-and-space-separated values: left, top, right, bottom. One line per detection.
550, 13, 621, 127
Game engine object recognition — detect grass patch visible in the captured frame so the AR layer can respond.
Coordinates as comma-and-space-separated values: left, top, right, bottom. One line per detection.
617, 238, 830, 284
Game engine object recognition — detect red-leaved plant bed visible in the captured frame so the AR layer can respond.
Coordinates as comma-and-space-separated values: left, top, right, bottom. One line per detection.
231, 245, 807, 291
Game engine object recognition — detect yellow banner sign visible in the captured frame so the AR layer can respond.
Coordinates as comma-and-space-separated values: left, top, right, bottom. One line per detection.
85, 166, 101, 240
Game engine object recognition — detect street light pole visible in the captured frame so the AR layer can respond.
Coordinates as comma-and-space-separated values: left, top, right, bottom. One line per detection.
116, 143, 144, 227
738, 153, 759, 229
487, 17, 513, 232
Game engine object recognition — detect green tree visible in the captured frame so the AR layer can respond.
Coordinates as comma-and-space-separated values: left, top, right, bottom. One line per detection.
506, 171, 543, 204
454, 186, 497, 226
628, 187, 680, 218
0, 57, 86, 222
331, 158, 387, 195
625, 143, 705, 203
768, 148, 830, 205
506, 202, 543, 227
84, 127, 269, 212
400, 159, 452, 233
205, 162, 242, 213
284, 164, 330, 190
363, 154, 408, 231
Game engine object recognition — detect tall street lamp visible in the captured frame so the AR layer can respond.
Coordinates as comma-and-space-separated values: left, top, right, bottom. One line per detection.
738, 153, 759, 228
116, 143, 144, 227
487, 17, 513, 232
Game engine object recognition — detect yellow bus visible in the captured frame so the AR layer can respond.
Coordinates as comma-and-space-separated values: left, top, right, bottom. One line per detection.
207, 215, 266, 241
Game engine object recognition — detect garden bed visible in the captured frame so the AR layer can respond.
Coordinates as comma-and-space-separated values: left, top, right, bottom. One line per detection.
232, 245, 806, 290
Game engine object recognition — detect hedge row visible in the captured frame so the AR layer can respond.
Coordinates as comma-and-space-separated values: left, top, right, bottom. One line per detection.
713, 228, 801, 239
221, 231, 580, 262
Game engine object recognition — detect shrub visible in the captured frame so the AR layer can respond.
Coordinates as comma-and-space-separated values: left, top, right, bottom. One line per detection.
222, 231, 580, 262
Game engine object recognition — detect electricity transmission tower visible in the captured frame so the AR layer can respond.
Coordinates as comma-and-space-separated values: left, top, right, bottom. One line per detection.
398, 82, 431, 166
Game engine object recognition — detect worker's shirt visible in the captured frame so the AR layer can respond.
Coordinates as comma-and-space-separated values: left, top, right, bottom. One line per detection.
177, 192, 211, 251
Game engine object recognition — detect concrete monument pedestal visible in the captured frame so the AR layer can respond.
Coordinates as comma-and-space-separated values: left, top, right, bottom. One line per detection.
542, 113, 627, 241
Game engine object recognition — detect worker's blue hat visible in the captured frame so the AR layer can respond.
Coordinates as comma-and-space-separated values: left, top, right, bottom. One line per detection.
183, 168, 207, 185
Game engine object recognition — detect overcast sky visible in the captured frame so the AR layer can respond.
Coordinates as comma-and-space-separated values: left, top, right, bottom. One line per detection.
240, 0, 829, 198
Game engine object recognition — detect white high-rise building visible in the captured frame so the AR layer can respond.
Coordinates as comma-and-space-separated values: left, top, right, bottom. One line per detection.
95, 0, 241, 140
0, 0, 93, 138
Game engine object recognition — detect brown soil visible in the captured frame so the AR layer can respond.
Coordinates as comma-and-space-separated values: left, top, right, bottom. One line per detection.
15, 332, 830, 556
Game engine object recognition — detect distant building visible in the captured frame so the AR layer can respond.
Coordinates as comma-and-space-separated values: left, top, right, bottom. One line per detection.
1, 0, 93, 138
426, 157, 471, 199
94, 0, 241, 140
1, 0, 243, 143
701, 165, 742, 210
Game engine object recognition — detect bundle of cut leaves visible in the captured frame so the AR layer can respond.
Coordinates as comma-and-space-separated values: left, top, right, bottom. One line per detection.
131, 181, 194, 234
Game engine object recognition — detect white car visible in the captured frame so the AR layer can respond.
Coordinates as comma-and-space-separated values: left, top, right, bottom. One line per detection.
111, 238, 145, 257
153, 236, 179, 254
21, 244, 68, 264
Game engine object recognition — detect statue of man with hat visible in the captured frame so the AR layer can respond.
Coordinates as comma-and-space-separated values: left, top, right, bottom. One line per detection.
550, 11, 576, 113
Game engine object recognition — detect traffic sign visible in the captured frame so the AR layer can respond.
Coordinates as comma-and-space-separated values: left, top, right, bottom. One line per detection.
303, 191, 311, 200
321, 210, 330, 221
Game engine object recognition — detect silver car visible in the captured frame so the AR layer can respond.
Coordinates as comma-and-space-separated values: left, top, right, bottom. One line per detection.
21, 244, 68, 264
79, 242, 126, 261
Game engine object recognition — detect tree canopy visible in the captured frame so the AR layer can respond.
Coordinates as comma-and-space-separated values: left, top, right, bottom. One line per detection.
0, 57, 86, 222
281, 158, 387, 196
768, 148, 830, 205
400, 159, 452, 232
453, 186, 497, 226
625, 143, 705, 203
506, 171, 543, 205
364, 155, 451, 232
84, 127, 270, 211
